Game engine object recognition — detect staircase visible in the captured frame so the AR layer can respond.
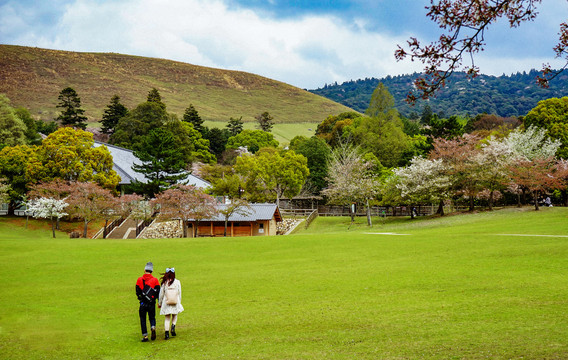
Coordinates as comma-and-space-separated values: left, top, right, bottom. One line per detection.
106, 218, 139, 239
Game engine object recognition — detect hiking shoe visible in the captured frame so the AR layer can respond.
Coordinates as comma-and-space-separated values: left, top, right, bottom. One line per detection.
151, 328, 156, 340
165, 331, 170, 340
171, 324, 176, 337
141, 336, 149, 342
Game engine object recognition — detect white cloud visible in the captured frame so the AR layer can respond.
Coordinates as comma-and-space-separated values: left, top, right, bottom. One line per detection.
22, 0, 421, 88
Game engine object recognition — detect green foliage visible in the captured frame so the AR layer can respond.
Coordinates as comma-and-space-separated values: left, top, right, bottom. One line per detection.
365, 82, 395, 117
204, 127, 230, 159
524, 96, 568, 158
290, 136, 331, 194
315, 111, 362, 147
110, 101, 168, 149
0, 94, 27, 148
226, 129, 279, 153
133, 128, 189, 196
100, 95, 128, 135
164, 120, 216, 164
56, 87, 87, 129
226, 116, 244, 136
35, 119, 58, 136
235, 147, 309, 204
0, 144, 39, 203
255, 111, 274, 132
146, 88, 166, 110
311, 70, 568, 118
183, 104, 204, 133
13, 107, 42, 145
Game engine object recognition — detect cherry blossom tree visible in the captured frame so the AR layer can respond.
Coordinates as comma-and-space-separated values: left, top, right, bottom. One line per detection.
394, 156, 452, 217
27, 197, 69, 238
66, 182, 116, 237
153, 185, 218, 237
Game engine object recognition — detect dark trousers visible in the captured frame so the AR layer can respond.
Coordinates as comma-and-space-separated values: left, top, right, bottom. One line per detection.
139, 303, 156, 336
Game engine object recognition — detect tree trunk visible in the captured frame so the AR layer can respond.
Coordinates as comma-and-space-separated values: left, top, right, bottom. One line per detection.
517, 193, 521, 207
410, 205, 415, 219
83, 219, 89, 238
224, 218, 228, 237
534, 190, 540, 211
366, 199, 372, 227
182, 220, 187, 238
51, 217, 56, 238
469, 196, 474, 212
437, 199, 445, 216
488, 190, 494, 211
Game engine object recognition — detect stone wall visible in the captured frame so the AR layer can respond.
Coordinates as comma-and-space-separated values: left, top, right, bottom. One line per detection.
139, 220, 183, 239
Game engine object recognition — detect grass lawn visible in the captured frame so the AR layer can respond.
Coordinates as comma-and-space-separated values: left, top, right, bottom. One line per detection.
1, 207, 567, 359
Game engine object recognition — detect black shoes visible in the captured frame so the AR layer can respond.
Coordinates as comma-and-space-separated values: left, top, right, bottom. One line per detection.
165, 331, 170, 340
171, 325, 176, 337
141, 336, 149, 342
151, 327, 156, 340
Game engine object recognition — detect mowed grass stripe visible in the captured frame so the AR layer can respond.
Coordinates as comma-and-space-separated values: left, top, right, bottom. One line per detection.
0, 207, 567, 359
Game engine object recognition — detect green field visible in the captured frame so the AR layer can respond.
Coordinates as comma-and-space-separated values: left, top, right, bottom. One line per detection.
1, 208, 567, 359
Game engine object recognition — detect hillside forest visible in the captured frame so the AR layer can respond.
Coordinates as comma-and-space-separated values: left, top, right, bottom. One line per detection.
311, 70, 568, 118
1, 77, 568, 234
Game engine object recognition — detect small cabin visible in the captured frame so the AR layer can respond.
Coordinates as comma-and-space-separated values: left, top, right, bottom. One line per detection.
188, 203, 282, 237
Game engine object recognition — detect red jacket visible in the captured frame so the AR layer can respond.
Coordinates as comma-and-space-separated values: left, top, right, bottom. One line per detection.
136, 273, 160, 303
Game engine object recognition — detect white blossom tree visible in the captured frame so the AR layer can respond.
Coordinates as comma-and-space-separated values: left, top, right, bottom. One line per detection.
394, 156, 452, 217
503, 126, 561, 161
27, 197, 69, 238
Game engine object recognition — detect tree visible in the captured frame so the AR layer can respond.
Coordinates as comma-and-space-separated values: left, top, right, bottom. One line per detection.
218, 199, 252, 237
395, 0, 568, 101
0, 178, 10, 205
290, 136, 332, 194
133, 128, 189, 197
225, 129, 279, 154
153, 185, 218, 237
227, 116, 244, 136
234, 148, 309, 207
164, 120, 216, 164
13, 107, 42, 145
393, 157, 452, 217
316, 112, 362, 147
365, 82, 396, 118
523, 96, 568, 158
0, 94, 27, 148
66, 182, 116, 238
27, 197, 69, 238
56, 87, 88, 129
100, 95, 128, 135
183, 104, 204, 133
322, 143, 378, 227
147, 88, 166, 110
255, 111, 274, 132
203, 127, 230, 160
110, 101, 168, 149
36, 127, 120, 189
0, 144, 40, 213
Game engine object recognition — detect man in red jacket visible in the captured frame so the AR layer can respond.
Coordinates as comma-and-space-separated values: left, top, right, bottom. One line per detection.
136, 262, 160, 342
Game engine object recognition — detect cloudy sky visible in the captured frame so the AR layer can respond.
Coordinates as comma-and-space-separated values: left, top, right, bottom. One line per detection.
1, 0, 566, 89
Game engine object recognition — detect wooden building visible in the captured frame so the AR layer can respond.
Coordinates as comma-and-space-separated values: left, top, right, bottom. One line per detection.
188, 203, 282, 237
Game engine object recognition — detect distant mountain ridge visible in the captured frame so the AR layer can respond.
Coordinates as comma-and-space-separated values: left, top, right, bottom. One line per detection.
310, 70, 568, 118
0, 45, 353, 124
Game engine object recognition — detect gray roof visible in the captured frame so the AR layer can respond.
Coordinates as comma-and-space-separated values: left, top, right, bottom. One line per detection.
93, 141, 210, 188
191, 203, 282, 222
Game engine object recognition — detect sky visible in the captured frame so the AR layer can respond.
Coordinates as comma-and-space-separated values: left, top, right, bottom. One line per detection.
1, 0, 566, 89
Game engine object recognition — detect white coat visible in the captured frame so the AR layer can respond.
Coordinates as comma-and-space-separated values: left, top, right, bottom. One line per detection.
158, 278, 184, 315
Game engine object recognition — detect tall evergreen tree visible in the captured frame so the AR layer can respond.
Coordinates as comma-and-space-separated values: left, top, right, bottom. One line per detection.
132, 128, 188, 197
183, 104, 204, 133
100, 95, 128, 135
56, 87, 88, 129
227, 116, 244, 136
146, 88, 166, 110
256, 111, 274, 132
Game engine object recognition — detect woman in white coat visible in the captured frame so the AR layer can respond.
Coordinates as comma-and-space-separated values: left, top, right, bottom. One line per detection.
158, 267, 184, 340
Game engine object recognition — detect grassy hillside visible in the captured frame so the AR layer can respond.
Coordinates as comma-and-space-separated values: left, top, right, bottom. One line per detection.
0, 45, 353, 125
1, 207, 568, 359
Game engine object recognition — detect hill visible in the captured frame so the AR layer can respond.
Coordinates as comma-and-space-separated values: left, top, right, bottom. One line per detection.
0, 45, 353, 125
310, 70, 568, 118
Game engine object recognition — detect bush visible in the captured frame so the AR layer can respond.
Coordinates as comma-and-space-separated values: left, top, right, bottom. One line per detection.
69, 230, 81, 238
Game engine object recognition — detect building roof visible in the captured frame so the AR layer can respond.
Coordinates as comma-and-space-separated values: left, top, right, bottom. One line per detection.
93, 140, 210, 188
190, 203, 282, 222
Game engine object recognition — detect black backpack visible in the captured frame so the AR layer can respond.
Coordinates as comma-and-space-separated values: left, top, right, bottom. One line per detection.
141, 279, 158, 303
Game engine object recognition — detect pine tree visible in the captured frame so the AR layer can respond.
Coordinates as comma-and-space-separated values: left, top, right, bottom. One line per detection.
255, 111, 274, 132
183, 104, 203, 133
146, 88, 166, 110
226, 116, 244, 136
100, 95, 128, 135
56, 87, 88, 129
